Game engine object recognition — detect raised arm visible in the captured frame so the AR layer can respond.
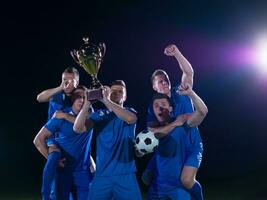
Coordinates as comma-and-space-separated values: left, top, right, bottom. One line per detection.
73, 90, 94, 133
178, 83, 208, 127
36, 77, 77, 102
33, 127, 53, 159
149, 114, 188, 139
164, 44, 194, 87
36, 85, 63, 103
100, 87, 137, 124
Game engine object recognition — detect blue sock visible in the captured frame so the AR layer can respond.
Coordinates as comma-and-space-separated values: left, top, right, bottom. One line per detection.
41, 151, 61, 200
186, 181, 203, 200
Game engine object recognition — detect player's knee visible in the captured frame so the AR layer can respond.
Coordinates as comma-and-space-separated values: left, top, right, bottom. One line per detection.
181, 176, 194, 189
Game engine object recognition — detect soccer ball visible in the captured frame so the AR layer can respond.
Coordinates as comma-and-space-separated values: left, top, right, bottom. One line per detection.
135, 130, 159, 154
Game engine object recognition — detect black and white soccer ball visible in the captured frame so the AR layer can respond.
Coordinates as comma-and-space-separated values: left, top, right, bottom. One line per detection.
135, 130, 159, 154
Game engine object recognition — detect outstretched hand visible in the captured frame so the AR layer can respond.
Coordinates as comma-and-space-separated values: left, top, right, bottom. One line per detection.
60, 79, 77, 90
173, 114, 189, 126
83, 89, 92, 108
164, 44, 179, 56
99, 86, 111, 104
177, 82, 193, 96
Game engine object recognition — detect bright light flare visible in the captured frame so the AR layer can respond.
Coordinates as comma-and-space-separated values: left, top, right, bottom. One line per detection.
255, 37, 267, 72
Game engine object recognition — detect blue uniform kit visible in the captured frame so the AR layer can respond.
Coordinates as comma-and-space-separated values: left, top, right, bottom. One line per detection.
42, 91, 73, 200
148, 126, 191, 199
146, 84, 203, 170
87, 108, 142, 200
144, 84, 204, 199
45, 110, 93, 200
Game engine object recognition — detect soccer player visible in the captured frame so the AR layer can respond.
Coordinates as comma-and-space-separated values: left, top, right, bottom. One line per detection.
144, 44, 207, 200
34, 86, 94, 200
36, 67, 79, 200
74, 80, 142, 200
147, 87, 207, 199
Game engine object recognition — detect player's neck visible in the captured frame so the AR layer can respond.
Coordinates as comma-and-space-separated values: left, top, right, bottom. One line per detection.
71, 107, 79, 115
159, 115, 172, 125
64, 92, 72, 97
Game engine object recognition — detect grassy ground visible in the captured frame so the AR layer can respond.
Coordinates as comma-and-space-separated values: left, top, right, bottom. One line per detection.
1, 172, 266, 200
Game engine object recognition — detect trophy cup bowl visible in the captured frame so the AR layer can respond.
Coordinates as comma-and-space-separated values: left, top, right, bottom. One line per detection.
71, 37, 106, 101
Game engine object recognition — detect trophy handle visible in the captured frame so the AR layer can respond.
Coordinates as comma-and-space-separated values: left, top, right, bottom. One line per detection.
83, 37, 89, 44
70, 50, 80, 65
91, 74, 102, 88
99, 43, 106, 58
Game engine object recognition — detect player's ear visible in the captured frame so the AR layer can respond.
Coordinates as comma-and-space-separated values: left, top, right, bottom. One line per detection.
152, 84, 157, 91
123, 88, 127, 101
74, 80, 79, 88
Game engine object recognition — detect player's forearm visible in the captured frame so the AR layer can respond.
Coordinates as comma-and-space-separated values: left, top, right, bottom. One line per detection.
187, 91, 208, 127
63, 114, 76, 124
36, 86, 62, 102
174, 52, 194, 86
188, 91, 208, 116
187, 112, 205, 127
149, 122, 177, 138
74, 105, 91, 133
103, 100, 137, 124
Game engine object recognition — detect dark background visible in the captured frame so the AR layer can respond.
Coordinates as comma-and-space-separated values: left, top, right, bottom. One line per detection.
1, 0, 267, 199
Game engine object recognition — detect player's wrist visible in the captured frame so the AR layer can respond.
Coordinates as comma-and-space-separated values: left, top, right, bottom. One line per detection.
187, 89, 195, 97
83, 103, 91, 110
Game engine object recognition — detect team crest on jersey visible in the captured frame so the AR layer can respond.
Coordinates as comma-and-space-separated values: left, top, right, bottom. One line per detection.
98, 110, 105, 116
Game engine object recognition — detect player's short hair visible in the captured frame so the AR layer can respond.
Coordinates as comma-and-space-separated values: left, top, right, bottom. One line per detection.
151, 92, 172, 107
110, 80, 126, 88
71, 85, 86, 102
63, 67, 79, 79
151, 69, 170, 85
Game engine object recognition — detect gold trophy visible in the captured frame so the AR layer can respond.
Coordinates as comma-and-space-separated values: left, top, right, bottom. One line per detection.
71, 37, 106, 100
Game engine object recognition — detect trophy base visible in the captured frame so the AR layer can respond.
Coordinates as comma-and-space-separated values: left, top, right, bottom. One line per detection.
87, 88, 103, 101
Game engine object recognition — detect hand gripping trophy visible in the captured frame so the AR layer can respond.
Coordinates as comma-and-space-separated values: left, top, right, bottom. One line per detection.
71, 37, 106, 100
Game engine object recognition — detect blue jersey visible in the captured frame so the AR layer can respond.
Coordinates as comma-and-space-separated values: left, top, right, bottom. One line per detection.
90, 108, 137, 176
45, 110, 93, 170
147, 84, 202, 148
48, 91, 72, 120
152, 126, 188, 194
145, 83, 203, 189
147, 84, 194, 124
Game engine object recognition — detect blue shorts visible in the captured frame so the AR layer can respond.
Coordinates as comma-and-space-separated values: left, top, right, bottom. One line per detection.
185, 128, 203, 169
185, 142, 203, 168
147, 186, 190, 200
52, 166, 92, 200
72, 170, 93, 200
88, 173, 142, 200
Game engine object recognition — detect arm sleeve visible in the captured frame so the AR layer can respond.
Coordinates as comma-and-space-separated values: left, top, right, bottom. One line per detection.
126, 107, 137, 114
44, 118, 63, 134
50, 92, 64, 105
